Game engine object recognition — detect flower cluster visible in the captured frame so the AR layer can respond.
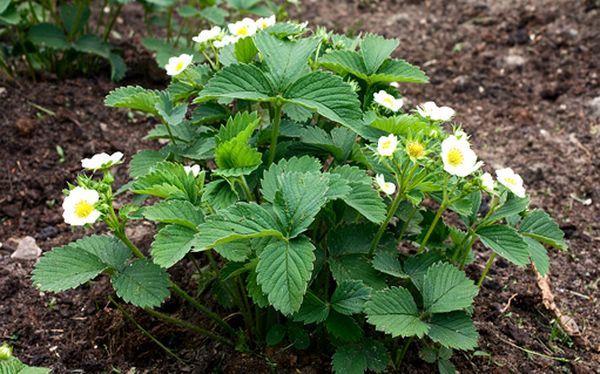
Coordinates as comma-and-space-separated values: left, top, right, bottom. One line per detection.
373, 102, 526, 198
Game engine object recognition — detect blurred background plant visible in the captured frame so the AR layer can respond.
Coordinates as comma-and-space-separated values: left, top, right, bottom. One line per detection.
0, 0, 297, 81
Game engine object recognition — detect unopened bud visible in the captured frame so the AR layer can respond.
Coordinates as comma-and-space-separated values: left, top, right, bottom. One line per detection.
0, 343, 13, 360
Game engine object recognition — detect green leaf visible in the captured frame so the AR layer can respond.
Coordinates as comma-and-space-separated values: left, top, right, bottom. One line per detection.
403, 251, 445, 291
331, 280, 371, 315
199, 6, 228, 25
422, 262, 478, 314
105, 86, 160, 115
486, 195, 529, 223
320, 50, 368, 80
266, 324, 286, 346
370, 59, 429, 84
476, 225, 530, 266
131, 161, 198, 202
293, 291, 330, 324
216, 111, 260, 144
0, 357, 50, 374
256, 236, 316, 315
151, 225, 199, 268
364, 287, 429, 338
70, 235, 131, 271
111, 259, 170, 308
287, 323, 310, 349
284, 71, 364, 134
195, 203, 284, 250
214, 139, 262, 177
372, 244, 406, 278
129, 149, 168, 179
360, 34, 399, 74
519, 209, 567, 250
194, 63, 275, 103
330, 254, 387, 290
109, 52, 127, 81
27, 23, 69, 50
271, 171, 330, 238
215, 240, 252, 262
427, 311, 479, 350
296, 127, 356, 161
32, 245, 108, 292
191, 103, 229, 125
325, 311, 362, 343
331, 165, 386, 224
156, 92, 187, 126
202, 179, 238, 211
73, 34, 110, 58
234, 35, 258, 63
142, 200, 204, 229
260, 156, 322, 203
524, 237, 550, 276
247, 269, 269, 308
254, 32, 319, 91
332, 340, 388, 374
370, 114, 433, 136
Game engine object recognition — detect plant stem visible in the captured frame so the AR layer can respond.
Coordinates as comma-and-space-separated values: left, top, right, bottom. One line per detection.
458, 234, 477, 269
162, 120, 178, 145
267, 104, 283, 166
238, 176, 255, 202
166, 6, 174, 42
108, 296, 187, 365
114, 230, 145, 259
395, 336, 414, 368
477, 252, 496, 287
144, 307, 234, 346
169, 282, 237, 337
103, 4, 123, 42
369, 191, 404, 257
397, 205, 417, 242
417, 202, 446, 253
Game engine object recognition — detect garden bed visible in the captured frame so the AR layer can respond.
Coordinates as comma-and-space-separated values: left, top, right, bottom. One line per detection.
1, 0, 598, 372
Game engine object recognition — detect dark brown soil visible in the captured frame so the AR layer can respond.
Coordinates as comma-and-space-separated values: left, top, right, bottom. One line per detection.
1, 0, 599, 373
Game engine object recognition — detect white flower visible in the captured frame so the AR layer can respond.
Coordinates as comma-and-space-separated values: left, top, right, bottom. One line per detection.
377, 134, 399, 157
165, 54, 193, 76
81, 151, 123, 170
496, 168, 526, 198
441, 135, 483, 177
228, 18, 257, 38
62, 187, 101, 226
373, 90, 403, 112
184, 164, 201, 177
256, 15, 276, 30
213, 35, 240, 48
390, 82, 400, 88
480, 172, 495, 193
375, 174, 396, 195
192, 26, 222, 44
417, 101, 455, 121
300, 21, 309, 28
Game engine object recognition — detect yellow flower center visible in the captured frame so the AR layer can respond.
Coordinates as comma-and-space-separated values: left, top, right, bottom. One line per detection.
447, 148, 464, 167
74, 201, 94, 219
383, 97, 395, 107
407, 141, 425, 159
381, 140, 392, 150
237, 26, 249, 36
504, 177, 517, 186
176, 61, 184, 71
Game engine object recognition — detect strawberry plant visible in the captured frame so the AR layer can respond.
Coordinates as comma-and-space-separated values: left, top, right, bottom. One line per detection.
32, 17, 567, 373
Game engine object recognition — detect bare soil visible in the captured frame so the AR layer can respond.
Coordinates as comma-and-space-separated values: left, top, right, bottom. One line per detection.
1, 0, 599, 372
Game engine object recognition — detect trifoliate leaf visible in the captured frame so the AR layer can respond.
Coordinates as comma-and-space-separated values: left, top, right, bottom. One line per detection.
105, 85, 160, 115
427, 311, 478, 350
320, 50, 368, 80
131, 161, 198, 202
128, 149, 169, 179
293, 291, 330, 324
111, 259, 170, 308
216, 111, 260, 144
70, 235, 131, 272
194, 202, 284, 251
151, 225, 199, 268
214, 138, 262, 177
476, 224, 530, 266
331, 280, 372, 315
422, 262, 478, 314
142, 200, 204, 229
194, 63, 275, 103
519, 209, 567, 250
364, 287, 429, 338
256, 236, 316, 315
156, 92, 187, 127
403, 251, 445, 291
201, 179, 238, 211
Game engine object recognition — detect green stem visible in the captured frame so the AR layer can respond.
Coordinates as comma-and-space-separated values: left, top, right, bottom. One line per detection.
417, 202, 446, 253
201, 50, 217, 70
267, 104, 283, 166
395, 336, 414, 367
144, 307, 234, 346
162, 120, 178, 145
108, 296, 187, 365
102, 4, 123, 42
238, 176, 255, 202
67, 1, 86, 41
397, 205, 417, 242
369, 191, 404, 257
477, 252, 496, 287
115, 230, 145, 259
166, 6, 174, 42
458, 234, 477, 269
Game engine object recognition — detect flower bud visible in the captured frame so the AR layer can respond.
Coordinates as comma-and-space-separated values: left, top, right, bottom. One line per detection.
0, 343, 13, 360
